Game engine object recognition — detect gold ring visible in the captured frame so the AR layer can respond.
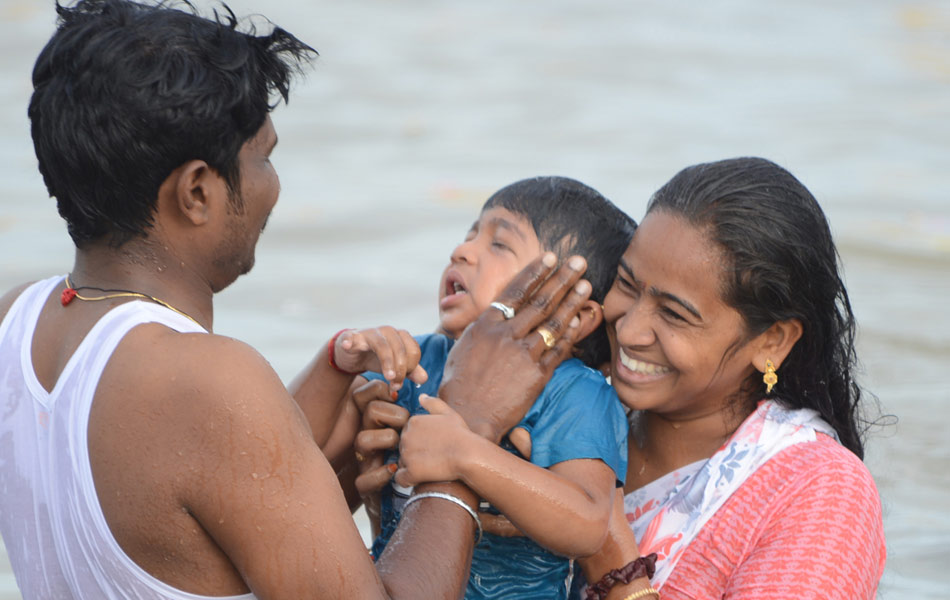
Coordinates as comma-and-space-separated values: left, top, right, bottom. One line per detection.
355, 451, 365, 462
536, 327, 556, 349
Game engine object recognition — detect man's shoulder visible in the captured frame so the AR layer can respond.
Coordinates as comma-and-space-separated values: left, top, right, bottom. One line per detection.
96, 324, 293, 463
0, 281, 39, 324
110, 323, 281, 402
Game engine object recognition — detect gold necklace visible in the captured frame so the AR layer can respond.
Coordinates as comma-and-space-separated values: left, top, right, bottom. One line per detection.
61, 275, 202, 327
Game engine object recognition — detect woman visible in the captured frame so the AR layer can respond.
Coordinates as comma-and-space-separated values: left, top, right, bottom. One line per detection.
568, 157, 886, 599
381, 157, 886, 599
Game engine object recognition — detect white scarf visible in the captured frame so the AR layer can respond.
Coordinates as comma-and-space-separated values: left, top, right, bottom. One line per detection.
623, 400, 837, 587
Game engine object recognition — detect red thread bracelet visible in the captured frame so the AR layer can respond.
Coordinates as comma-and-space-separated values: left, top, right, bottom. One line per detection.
328, 328, 360, 376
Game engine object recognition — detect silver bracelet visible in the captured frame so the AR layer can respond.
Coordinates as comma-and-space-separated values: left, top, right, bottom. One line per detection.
402, 491, 483, 545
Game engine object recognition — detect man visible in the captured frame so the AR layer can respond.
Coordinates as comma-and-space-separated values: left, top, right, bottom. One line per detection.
0, 1, 591, 598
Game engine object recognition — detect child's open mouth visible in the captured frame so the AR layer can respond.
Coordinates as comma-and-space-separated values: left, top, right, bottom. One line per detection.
441, 272, 469, 308
445, 273, 467, 297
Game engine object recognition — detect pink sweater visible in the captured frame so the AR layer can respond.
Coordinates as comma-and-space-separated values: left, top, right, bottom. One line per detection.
658, 435, 886, 599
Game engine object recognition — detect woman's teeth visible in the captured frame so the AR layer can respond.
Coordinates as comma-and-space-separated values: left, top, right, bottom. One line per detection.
619, 350, 670, 375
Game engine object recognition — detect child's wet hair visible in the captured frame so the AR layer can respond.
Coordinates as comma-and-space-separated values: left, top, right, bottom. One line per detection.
483, 176, 636, 369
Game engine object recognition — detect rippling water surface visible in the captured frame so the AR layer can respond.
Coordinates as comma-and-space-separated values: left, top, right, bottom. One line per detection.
1, 0, 948, 597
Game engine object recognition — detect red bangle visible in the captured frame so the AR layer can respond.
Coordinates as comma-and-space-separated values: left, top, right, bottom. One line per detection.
328, 328, 359, 376
584, 553, 657, 600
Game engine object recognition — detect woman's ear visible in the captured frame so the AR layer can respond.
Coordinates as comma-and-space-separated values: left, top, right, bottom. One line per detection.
751, 318, 803, 373
573, 299, 604, 343
164, 159, 225, 227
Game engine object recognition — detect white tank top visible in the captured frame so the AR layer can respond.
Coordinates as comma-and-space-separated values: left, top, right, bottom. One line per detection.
0, 276, 256, 600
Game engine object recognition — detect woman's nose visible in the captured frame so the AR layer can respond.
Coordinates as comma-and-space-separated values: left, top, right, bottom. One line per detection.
614, 301, 656, 348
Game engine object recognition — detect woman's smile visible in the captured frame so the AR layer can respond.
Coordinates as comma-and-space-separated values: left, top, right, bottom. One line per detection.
615, 348, 672, 382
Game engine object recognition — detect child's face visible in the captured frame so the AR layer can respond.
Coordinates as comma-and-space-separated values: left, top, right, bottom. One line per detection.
438, 207, 543, 338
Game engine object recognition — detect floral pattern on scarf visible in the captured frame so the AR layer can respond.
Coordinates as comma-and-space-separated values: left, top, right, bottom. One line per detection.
623, 400, 837, 588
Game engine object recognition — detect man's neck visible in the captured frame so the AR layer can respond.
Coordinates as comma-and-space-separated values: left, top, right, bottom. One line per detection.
69, 238, 215, 331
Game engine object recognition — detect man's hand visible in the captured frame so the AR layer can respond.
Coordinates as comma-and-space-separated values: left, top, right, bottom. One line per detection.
439, 252, 593, 442
351, 379, 410, 503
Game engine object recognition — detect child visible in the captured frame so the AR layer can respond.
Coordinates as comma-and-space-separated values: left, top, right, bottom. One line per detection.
324, 176, 635, 600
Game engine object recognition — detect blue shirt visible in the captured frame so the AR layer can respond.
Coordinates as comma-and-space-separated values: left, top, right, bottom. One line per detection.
366, 333, 628, 600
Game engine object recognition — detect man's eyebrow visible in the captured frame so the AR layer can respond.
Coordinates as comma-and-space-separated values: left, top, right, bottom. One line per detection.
619, 258, 703, 320
488, 217, 528, 241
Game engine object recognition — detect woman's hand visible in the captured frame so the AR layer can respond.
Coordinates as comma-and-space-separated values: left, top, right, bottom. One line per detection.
577, 489, 647, 600
439, 252, 594, 443
332, 326, 428, 393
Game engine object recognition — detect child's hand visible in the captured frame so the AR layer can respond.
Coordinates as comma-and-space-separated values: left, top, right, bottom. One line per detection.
395, 394, 474, 488
508, 426, 532, 459
333, 327, 428, 392
481, 513, 525, 538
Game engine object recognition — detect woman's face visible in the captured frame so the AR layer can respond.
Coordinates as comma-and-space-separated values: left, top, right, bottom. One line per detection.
603, 210, 759, 420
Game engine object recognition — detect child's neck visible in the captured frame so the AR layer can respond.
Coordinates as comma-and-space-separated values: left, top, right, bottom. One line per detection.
435, 325, 460, 340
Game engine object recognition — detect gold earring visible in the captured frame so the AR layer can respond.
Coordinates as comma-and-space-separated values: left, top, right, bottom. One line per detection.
763, 359, 778, 394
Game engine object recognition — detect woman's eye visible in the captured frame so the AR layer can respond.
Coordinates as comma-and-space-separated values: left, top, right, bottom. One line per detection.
616, 276, 636, 294
662, 307, 686, 322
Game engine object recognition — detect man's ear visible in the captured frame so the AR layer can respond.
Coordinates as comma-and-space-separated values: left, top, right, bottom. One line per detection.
751, 318, 803, 373
573, 299, 604, 342
165, 159, 224, 226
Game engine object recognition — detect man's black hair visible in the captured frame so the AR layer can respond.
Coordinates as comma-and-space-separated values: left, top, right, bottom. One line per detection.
484, 176, 637, 369
30, 0, 317, 247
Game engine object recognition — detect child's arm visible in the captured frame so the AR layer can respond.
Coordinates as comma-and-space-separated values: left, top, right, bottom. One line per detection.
398, 395, 616, 558
289, 327, 426, 449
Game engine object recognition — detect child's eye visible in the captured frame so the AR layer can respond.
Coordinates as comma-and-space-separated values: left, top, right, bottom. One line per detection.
491, 240, 510, 251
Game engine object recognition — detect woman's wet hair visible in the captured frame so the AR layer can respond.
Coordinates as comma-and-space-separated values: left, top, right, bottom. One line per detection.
646, 157, 867, 458
484, 176, 637, 370
30, 0, 317, 247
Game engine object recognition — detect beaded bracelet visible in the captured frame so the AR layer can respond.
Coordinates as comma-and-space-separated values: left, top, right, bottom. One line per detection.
328, 328, 359, 376
584, 553, 657, 600
402, 491, 483, 545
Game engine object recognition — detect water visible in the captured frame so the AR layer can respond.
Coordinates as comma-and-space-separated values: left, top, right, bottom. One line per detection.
1, 0, 948, 597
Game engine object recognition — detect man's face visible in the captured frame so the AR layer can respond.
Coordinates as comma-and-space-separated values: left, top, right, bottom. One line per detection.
210, 117, 280, 291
